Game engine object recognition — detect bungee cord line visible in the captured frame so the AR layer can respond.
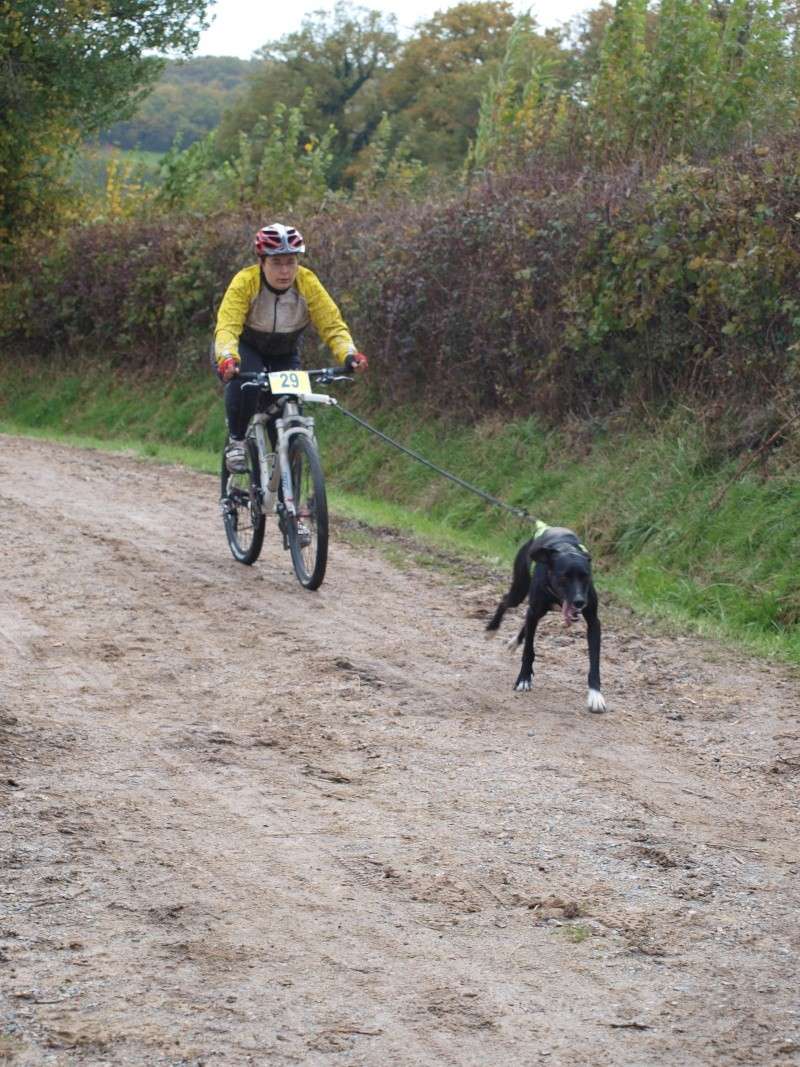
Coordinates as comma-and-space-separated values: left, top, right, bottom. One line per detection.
333, 402, 533, 522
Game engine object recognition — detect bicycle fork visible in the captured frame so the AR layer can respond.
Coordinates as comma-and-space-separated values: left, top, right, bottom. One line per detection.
249, 409, 316, 546
273, 407, 317, 517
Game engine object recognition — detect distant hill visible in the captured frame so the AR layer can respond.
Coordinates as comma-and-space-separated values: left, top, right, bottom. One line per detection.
98, 56, 260, 153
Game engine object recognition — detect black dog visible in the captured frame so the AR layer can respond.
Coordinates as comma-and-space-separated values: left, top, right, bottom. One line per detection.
486, 524, 606, 713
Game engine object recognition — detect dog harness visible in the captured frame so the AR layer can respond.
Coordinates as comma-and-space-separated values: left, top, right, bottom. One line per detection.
529, 524, 590, 558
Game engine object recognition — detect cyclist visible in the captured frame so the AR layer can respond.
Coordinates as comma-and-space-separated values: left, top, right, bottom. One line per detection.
214, 222, 368, 473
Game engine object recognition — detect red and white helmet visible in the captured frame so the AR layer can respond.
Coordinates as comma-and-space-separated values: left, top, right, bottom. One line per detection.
254, 223, 305, 257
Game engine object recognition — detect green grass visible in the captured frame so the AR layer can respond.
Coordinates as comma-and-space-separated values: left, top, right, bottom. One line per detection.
2, 358, 799, 665
72, 145, 164, 191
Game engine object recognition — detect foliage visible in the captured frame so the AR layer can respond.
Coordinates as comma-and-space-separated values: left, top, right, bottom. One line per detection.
74, 147, 163, 196
100, 152, 159, 220
476, 1, 798, 172
216, 2, 399, 185
6, 3, 800, 437
586, 0, 794, 163
382, 1, 518, 171
561, 149, 800, 409
99, 57, 258, 153
0, 0, 210, 244
351, 114, 427, 200
212, 1, 519, 183
584, 0, 649, 163
101, 2, 537, 199
159, 97, 336, 213
158, 133, 224, 210
471, 14, 572, 171
8, 138, 800, 432
0, 214, 246, 359
228, 100, 336, 212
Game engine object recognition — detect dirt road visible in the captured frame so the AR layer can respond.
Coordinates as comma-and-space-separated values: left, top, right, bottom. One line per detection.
0, 435, 798, 1066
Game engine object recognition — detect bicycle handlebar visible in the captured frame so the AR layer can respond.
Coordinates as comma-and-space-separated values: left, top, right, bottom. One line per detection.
308, 367, 353, 385
236, 367, 352, 385
237, 368, 349, 407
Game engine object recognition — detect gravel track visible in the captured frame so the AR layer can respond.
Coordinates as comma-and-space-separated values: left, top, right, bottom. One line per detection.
0, 435, 798, 1066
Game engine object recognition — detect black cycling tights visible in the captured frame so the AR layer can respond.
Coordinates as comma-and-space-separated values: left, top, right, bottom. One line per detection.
224, 342, 300, 439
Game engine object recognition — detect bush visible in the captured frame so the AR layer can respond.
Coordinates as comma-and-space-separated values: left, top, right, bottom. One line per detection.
4, 138, 800, 428
2, 214, 251, 362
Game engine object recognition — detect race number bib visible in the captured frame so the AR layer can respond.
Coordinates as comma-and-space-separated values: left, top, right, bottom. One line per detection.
268, 370, 311, 395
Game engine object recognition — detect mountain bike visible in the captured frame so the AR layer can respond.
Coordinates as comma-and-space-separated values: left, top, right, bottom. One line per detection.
219, 367, 350, 590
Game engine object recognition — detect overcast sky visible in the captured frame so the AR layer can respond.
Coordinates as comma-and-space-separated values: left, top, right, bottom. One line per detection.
195, 0, 593, 58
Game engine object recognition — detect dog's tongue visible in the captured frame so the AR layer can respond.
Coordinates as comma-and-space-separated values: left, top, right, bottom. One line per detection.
562, 602, 580, 626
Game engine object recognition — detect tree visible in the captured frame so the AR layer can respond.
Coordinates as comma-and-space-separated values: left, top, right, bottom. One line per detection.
586, 0, 793, 163
561, 2, 617, 97
214, 1, 519, 181
585, 0, 649, 163
469, 0, 797, 172
159, 97, 336, 214
383, 1, 517, 170
99, 57, 258, 152
216, 3, 398, 184
471, 13, 572, 170
0, 0, 210, 242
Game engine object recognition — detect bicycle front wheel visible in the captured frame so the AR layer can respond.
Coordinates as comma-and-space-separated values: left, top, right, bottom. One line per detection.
287, 434, 328, 590
220, 440, 265, 565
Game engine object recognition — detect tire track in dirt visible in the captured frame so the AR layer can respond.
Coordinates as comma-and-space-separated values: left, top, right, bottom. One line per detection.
0, 435, 798, 1066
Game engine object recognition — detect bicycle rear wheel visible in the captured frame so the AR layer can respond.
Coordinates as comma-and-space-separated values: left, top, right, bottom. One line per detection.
220, 440, 265, 565
287, 434, 328, 590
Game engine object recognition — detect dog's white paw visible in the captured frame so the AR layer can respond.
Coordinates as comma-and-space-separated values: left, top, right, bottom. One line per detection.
506, 635, 520, 652
587, 688, 606, 713
514, 679, 532, 692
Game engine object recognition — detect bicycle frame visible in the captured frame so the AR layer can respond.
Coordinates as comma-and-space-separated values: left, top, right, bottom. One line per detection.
241, 378, 338, 521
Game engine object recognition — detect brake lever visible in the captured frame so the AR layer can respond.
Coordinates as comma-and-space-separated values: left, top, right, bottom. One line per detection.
240, 373, 270, 390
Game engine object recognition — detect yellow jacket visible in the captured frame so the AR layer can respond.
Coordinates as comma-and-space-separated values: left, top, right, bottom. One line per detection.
214, 264, 355, 366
